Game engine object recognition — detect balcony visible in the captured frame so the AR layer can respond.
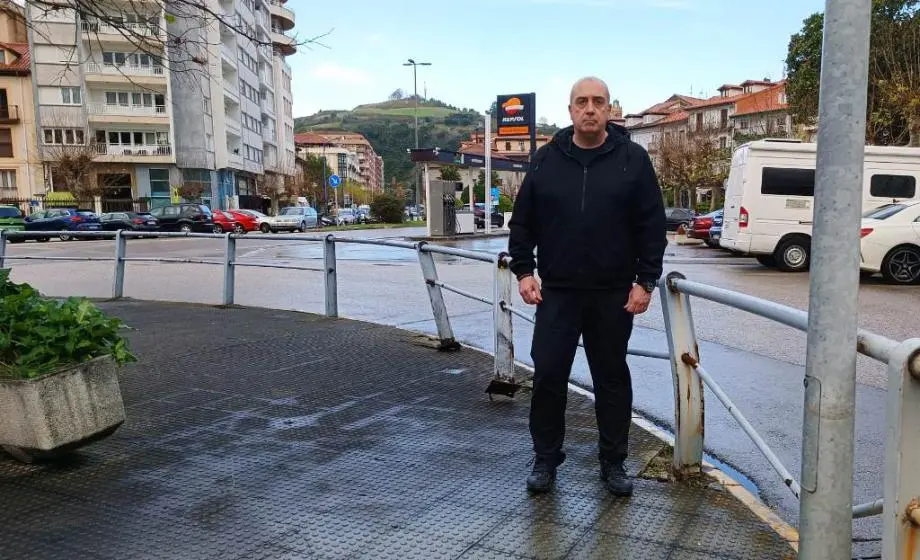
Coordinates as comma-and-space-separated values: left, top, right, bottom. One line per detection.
257, 44, 273, 61
94, 143, 173, 162
0, 105, 20, 124
262, 127, 277, 144
87, 103, 168, 122
269, 0, 295, 31
244, 159, 263, 174
227, 151, 244, 168
225, 116, 242, 135
223, 80, 240, 104
270, 30, 296, 56
84, 63, 166, 84
81, 20, 164, 41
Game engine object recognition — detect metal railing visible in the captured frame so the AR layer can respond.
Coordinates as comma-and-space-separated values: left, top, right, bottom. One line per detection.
1, 229, 919, 557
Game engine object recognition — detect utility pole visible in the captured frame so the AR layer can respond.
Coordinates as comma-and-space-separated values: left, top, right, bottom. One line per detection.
798, 1, 872, 559
404, 58, 431, 213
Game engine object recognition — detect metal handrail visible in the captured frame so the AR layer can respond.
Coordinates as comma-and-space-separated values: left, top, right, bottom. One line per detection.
2, 228, 916, 536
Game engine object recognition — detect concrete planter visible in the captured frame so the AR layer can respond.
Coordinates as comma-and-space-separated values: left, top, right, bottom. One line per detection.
0, 356, 126, 463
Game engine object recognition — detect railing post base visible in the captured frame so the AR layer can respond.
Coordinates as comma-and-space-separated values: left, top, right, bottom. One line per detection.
660, 271, 704, 478
417, 243, 460, 351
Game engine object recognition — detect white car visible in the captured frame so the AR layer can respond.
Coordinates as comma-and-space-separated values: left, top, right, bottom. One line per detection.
235, 209, 284, 234
859, 200, 920, 284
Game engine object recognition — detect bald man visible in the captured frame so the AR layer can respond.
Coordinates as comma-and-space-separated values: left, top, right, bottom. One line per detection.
508, 77, 667, 495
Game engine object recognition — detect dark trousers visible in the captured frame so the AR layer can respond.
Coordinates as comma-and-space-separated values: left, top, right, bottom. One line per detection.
530, 288, 634, 465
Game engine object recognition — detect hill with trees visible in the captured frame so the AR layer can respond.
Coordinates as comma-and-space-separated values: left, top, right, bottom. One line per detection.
294, 97, 560, 188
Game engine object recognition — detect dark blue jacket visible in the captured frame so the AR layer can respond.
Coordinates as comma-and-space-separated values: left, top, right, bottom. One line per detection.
508, 123, 667, 290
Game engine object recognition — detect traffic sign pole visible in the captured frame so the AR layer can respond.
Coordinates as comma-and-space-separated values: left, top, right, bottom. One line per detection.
485, 112, 492, 235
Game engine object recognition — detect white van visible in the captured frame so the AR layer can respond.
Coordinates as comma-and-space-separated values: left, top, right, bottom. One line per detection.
720, 139, 920, 271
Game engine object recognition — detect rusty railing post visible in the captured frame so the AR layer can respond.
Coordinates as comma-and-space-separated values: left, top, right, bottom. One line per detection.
417, 242, 459, 350
660, 271, 704, 477
486, 253, 519, 398
882, 339, 920, 559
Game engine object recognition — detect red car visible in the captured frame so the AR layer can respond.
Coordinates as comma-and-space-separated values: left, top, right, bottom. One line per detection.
687, 210, 720, 246
226, 210, 260, 232
211, 210, 242, 233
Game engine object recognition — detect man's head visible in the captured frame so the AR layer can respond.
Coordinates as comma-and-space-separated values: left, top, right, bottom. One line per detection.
568, 77, 612, 136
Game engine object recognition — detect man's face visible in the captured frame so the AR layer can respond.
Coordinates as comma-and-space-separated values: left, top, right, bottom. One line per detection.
569, 81, 611, 135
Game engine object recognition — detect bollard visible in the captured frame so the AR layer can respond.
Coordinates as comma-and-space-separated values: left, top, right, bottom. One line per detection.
417, 243, 459, 350
0, 229, 6, 269
660, 272, 704, 478
323, 235, 338, 318
222, 233, 236, 306
112, 230, 127, 299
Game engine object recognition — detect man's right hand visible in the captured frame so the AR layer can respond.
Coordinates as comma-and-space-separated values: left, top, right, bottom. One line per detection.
519, 275, 543, 305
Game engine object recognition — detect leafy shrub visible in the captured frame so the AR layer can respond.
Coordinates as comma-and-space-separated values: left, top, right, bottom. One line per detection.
370, 193, 405, 224
0, 269, 136, 379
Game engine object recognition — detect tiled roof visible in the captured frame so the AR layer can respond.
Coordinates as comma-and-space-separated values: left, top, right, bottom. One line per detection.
0, 42, 30, 75
639, 94, 702, 116
685, 95, 740, 110
293, 132, 332, 145
733, 82, 788, 117
628, 111, 689, 130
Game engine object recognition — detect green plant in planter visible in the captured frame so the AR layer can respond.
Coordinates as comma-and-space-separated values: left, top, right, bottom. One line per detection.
0, 269, 136, 379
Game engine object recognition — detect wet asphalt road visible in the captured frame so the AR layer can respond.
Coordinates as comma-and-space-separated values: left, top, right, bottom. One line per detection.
6, 226, 919, 542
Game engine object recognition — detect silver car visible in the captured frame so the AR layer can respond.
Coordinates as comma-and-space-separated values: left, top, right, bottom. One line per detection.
275, 206, 318, 232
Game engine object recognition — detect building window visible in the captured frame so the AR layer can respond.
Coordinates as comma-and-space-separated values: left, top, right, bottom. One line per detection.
720, 109, 728, 128
719, 137, 727, 150
42, 128, 85, 145
60, 87, 82, 105
0, 51, 6, 64
504, 141, 511, 151
149, 168, 170, 198
0, 128, 12, 157
0, 169, 14, 192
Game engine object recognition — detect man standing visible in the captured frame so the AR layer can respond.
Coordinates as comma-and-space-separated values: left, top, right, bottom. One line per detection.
508, 77, 667, 496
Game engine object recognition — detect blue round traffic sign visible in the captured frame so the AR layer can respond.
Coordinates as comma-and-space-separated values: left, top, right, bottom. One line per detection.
328, 174, 341, 188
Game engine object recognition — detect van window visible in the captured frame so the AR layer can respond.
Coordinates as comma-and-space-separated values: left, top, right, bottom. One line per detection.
761, 167, 815, 197
870, 174, 916, 199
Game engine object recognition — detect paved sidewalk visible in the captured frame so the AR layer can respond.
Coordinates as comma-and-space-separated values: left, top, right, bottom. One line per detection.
0, 301, 797, 559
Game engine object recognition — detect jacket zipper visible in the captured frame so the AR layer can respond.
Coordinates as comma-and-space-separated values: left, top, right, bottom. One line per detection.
580, 167, 588, 213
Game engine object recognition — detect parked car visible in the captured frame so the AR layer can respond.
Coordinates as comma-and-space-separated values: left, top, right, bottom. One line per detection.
212, 210, 242, 234
665, 207, 696, 232
859, 201, 920, 284
24, 208, 101, 241
274, 206, 318, 232
99, 212, 159, 233
234, 209, 282, 233
226, 210, 260, 233
0, 205, 25, 242
355, 207, 372, 224
473, 203, 504, 229
688, 209, 723, 247
335, 208, 358, 226
147, 204, 215, 233
708, 210, 724, 248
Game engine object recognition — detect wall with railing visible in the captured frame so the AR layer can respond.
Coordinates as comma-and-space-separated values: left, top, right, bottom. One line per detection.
1, 229, 919, 557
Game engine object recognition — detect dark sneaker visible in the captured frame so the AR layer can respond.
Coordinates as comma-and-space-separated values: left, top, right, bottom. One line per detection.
526, 455, 561, 494
600, 460, 633, 497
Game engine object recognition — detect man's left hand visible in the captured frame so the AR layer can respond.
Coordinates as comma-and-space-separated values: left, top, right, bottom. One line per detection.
624, 284, 652, 315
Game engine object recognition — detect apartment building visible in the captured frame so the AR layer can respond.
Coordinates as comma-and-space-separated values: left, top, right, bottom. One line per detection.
169, 0, 297, 210
24, 0, 176, 208
293, 131, 384, 193
23, 0, 296, 210
0, 1, 41, 201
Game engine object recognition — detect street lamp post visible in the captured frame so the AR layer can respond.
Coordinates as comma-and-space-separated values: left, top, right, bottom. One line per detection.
404, 58, 431, 212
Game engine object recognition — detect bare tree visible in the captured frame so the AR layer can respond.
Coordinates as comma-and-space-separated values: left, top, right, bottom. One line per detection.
43, 136, 103, 199
656, 124, 730, 211
25, 0, 332, 88
174, 181, 205, 201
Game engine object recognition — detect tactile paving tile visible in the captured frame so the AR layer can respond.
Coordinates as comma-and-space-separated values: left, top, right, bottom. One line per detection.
566, 530, 672, 560
478, 515, 589, 559
0, 302, 797, 560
